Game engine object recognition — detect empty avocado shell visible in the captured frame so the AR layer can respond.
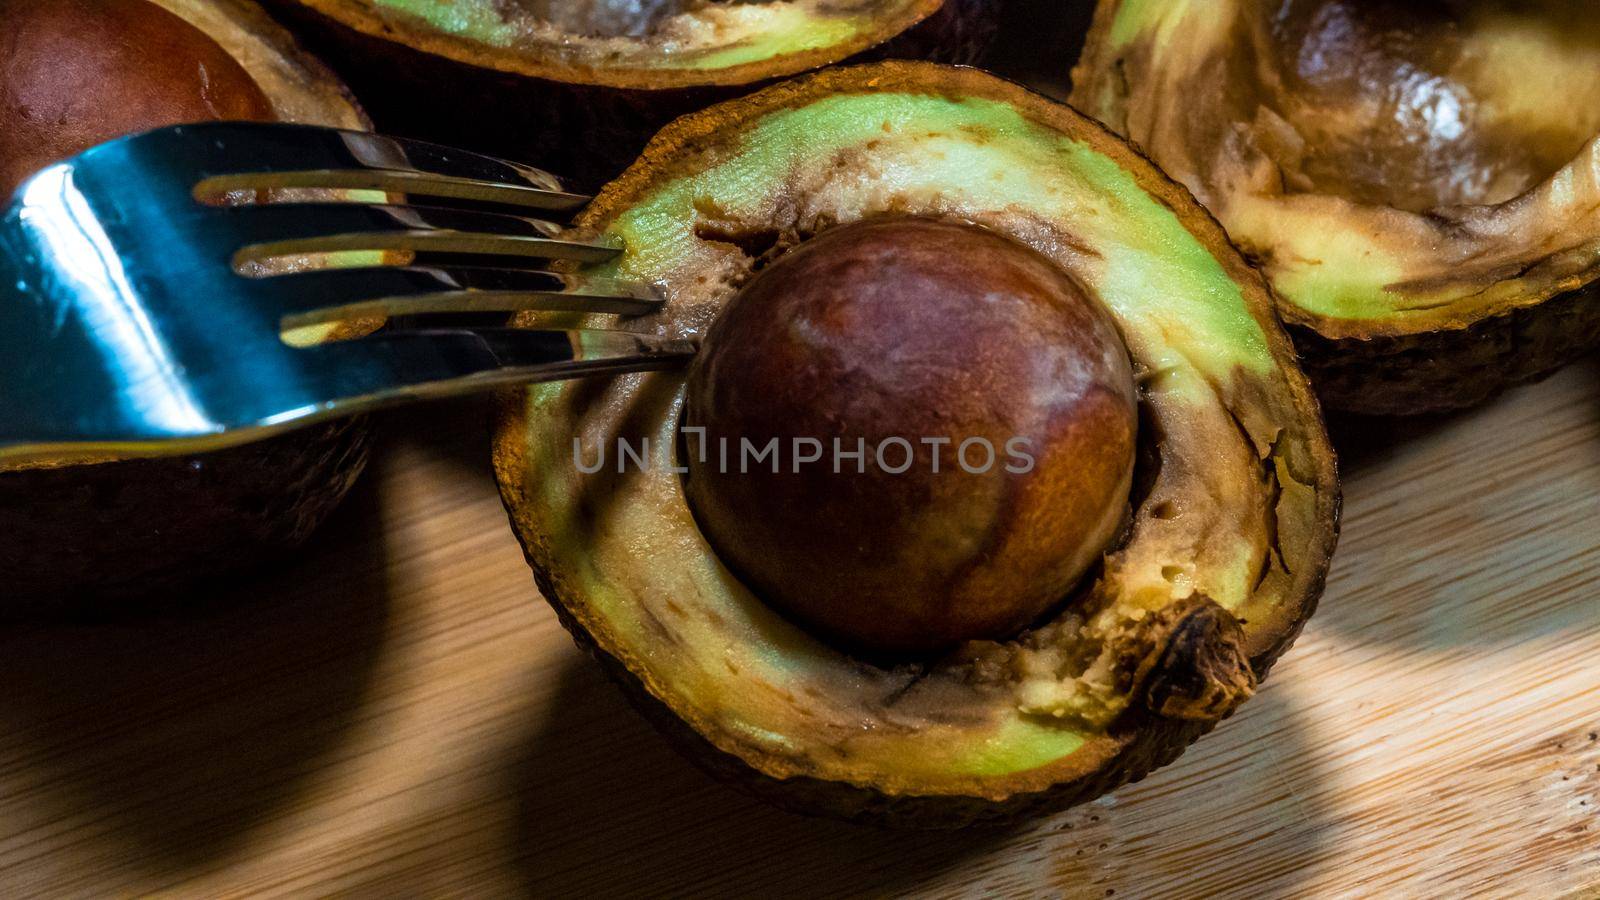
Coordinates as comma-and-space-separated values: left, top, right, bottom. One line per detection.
0, 0, 372, 613
265, 0, 1000, 184
493, 62, 1339, 826
1073, 0, 1600, 415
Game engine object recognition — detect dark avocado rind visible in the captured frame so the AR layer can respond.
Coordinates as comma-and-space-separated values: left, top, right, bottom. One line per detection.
546, 585, 1214, 827
495, 62, 1339, 826
0, 0, 373, 613
540, 569, 1314, 827
0, 418, 369, 615
1071, 0, 1600, 416
264, 0, 1000, 186
1289, 284, 1600, 416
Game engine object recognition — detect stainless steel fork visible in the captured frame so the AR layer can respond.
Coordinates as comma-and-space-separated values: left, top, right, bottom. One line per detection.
0, 122, 690, 465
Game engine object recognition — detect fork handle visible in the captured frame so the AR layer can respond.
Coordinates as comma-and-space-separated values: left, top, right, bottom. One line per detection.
0, 220, 228, 464
0, 307, 694, 466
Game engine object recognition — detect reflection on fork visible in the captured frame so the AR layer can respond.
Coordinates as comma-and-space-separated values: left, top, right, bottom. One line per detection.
0, 122, 694, 466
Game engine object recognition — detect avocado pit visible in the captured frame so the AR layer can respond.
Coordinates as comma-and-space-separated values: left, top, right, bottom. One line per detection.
0, 0, 275, 199
682, 217, 1139, 656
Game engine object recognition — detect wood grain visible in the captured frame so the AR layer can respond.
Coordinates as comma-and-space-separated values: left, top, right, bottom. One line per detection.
1, 356, 1596, 898
2, 8, 1598, 892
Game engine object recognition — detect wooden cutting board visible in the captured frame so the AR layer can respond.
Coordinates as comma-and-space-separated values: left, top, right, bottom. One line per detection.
2, 363, 1597, 900
3, 9, 1598, 896
0, 371, 1593, 896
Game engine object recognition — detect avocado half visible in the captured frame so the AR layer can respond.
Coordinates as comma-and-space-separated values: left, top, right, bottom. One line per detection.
0, 0, 373, 613
1072, 0, 1600, 415
265, 0, 999, 184
493, 62, 1340, 825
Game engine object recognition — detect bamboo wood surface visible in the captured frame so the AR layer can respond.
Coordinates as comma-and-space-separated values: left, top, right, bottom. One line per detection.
1, 357, 1597, 898
2, 6, 1598, 894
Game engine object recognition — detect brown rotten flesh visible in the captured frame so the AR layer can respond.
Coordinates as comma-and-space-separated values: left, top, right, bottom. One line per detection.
494, 62, 1339, 826
1073, 0, 1600, 415
684, 217, 1138, 656
0, 0, 371, 612
264, 0, 1000, 184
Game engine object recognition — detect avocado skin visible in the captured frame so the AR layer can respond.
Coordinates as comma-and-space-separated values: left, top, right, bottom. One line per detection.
260, 0, 1000, 187
1293, 283, 1600, 416
0, 417, 369, 616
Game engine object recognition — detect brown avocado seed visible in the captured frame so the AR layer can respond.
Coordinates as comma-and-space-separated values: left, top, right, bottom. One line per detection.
682, 217, 1139, 656
0, 0, 274, 199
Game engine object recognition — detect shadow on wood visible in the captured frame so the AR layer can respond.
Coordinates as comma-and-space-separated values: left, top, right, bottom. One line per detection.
1043, 681, 1333, 897
0, 475, 393, 882
503, 647, 1336, 897
382, 394, 505, 481
507, 655, 1018, 899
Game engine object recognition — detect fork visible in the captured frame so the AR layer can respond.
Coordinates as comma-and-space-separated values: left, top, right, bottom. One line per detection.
0, 121, 691, 466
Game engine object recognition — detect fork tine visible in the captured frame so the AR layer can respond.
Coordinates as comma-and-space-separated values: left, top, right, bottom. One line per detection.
247, 265, 660, 330
216, 203, 622, 266
294, 327, 695, 415
196, 169, 591, 214
373, 328, 696, 377
108, 121, 590, 208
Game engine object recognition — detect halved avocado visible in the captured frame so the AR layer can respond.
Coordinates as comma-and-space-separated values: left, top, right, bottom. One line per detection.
265, 0, 999, 184
0, 0, 373, 613
493, 62, 1340, 825
1072, 0, 1600, 415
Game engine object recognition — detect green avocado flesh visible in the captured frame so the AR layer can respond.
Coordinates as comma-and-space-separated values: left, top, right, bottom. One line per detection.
362, 0, 906, 69
1083, 0, 1600, 330
500, 67, 1334, 798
